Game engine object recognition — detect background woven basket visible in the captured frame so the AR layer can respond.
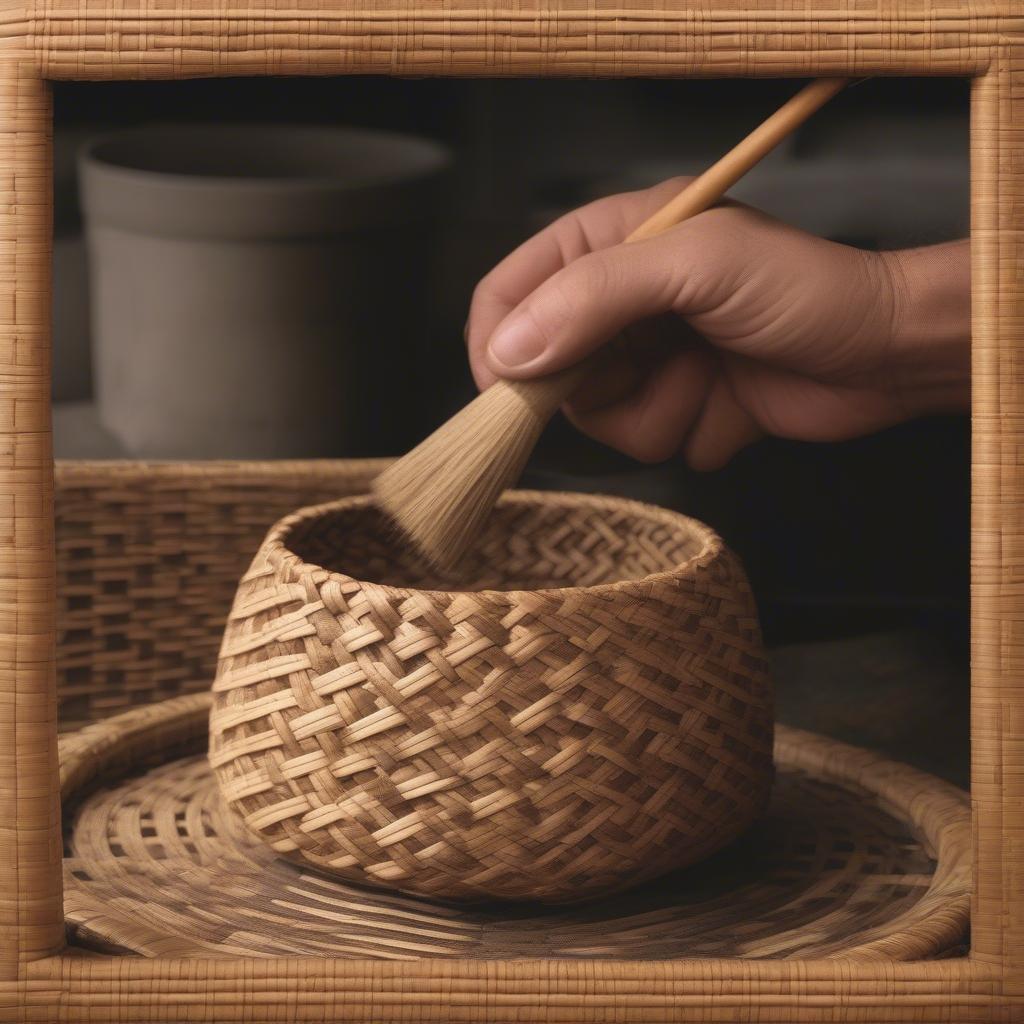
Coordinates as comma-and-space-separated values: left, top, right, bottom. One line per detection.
55, 460, 388, 730
209, 490, 772, 904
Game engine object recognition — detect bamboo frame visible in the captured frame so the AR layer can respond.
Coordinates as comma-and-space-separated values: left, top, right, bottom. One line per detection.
0, 1, 1020, 1020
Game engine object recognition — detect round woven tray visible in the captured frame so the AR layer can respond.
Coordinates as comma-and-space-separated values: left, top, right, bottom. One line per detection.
61, 694, 970, 960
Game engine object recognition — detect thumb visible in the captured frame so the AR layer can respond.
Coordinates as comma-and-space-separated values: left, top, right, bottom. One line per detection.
485, 232, 696, 380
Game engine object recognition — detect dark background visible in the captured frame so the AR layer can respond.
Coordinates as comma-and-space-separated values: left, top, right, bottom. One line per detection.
53, 77, 972, 783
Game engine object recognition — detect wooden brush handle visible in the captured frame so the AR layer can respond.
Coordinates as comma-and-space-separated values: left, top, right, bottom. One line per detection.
517, 77, 851, 411
624, 78, 849, 243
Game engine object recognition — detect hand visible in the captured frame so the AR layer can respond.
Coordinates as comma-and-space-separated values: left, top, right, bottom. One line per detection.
465, 177, 970, 469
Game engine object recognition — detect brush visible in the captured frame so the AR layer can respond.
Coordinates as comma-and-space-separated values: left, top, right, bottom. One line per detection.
375, 77, 851, 569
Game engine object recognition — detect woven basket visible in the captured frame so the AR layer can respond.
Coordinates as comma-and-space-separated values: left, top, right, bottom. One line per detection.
62, 693, 971, 961
209, 490, 773, 904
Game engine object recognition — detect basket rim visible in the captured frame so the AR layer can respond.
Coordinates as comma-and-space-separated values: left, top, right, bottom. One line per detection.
264, 488, 725, 601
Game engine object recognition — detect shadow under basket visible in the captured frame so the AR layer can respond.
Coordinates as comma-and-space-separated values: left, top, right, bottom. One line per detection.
61, 693, 970, 959
209, 491, 774, 904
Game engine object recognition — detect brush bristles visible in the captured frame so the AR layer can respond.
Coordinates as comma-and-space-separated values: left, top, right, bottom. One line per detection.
374, 377, 569, 570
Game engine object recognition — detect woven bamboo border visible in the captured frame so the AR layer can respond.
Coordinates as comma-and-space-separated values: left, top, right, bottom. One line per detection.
0, 3, 1021, 1020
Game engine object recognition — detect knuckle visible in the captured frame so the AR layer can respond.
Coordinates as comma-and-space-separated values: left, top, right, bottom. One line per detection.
566, 251, 615, 306
534, 253, 611, 339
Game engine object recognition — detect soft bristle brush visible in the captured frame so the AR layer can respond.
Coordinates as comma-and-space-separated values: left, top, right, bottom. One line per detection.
375, 77, 850, 569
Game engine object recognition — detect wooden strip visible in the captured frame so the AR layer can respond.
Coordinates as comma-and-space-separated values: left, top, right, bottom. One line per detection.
53, 458, 392, 484
970, 53, 1024, 992
7, 955, 1012, 1024
28, 3, 1008, 81
0, 59, 62, 977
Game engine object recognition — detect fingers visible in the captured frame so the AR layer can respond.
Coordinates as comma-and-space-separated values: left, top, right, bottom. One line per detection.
479, 201, 764, 382
482, 228, 701, 381
680, 373, 764, 470
566, 346, 764, 469
565, 346, 714, 464
466, 178, 696, 390
567, 317, 684, 414
725, 356, 908, 443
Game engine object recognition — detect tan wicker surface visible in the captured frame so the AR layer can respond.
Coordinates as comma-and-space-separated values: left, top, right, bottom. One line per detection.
54, 461, 389, 731
1, 0, 1022, 1014
209, 492, 773, 903
62, 693, 970, 961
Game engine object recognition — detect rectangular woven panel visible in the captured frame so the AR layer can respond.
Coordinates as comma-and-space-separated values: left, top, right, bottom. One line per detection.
54, 460, 389, 730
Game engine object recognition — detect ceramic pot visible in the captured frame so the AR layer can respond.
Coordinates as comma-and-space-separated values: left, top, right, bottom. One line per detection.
210, 490, 774, 904
79, 124, 450, 457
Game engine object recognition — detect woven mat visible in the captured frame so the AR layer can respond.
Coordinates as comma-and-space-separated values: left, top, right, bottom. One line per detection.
61, 694, 970, 960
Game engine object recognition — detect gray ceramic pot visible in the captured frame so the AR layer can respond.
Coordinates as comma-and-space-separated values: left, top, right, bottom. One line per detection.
79, 124, 451, 458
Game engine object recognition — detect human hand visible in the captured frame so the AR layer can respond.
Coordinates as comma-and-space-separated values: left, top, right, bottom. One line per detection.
465, 177, 969, 469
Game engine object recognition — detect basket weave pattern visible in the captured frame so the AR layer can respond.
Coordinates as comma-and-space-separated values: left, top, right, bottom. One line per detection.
63, 695, 970, 961
55, 461, 387, 730
210, 491, 772, 903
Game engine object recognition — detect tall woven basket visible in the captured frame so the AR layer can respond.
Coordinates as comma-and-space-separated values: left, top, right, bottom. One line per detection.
210, 491, 774, 903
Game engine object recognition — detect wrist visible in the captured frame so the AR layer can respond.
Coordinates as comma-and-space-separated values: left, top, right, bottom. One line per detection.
877, 240, 970, 416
